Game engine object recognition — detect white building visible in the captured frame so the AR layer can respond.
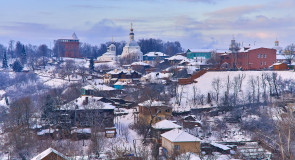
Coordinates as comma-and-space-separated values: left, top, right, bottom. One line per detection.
120, 24, 143, 62
97, 42, 117, 62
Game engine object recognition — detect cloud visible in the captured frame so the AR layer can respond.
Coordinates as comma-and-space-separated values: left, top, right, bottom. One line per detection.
206, 5, 263, 18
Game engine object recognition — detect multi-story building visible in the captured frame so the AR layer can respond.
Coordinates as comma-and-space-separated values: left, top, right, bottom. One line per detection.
138, 100, 172, 124
219, 47, 276, 70
56, 33, 80, 58
186, 49, 212, 60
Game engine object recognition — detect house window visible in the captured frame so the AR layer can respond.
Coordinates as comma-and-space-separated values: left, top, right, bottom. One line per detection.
174, 145, 180, 151
261, 62, 263, 66
264, 62, 266, 65
264, 54, 266, 58
258, 54, 260, 58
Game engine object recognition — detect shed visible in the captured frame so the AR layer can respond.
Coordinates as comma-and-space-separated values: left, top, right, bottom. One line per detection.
273, 62, 288, 70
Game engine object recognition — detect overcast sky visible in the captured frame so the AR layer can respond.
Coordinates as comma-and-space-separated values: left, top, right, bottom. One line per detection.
0, 0, 294, 49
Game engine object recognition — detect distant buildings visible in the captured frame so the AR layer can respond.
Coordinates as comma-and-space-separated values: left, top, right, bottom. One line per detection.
56, 33, 80, 58
104, 68, 142, 84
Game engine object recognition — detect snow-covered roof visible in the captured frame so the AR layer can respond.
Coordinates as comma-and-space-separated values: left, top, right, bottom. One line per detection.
138, 100, 167, 107
152, 120, 182, 130
71, 128, 91, 134
131, 61, 150, 66
161, 128, 200, 142
37, 129, 58, 135
31, 147, 69, 160
239, 46, 274, 52
144, 52, 167, 57
276, 54, 288, 60
82, 84, 115, 91
166, 55, 188, 61
59, 96, 115, 110
114, 81, 127, 85
216, 49, 230, 53
72, 32, 78, 40
107, 69, 141, 75
187, 49, 213, 53
142, 72, 171, 81
211, 142, 230, 150
273, 62, 285, 66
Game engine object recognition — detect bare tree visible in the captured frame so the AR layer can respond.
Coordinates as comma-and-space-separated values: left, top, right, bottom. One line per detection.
212, 77, 221, 104
4, 97, 37, 159
248, 76, 256, 104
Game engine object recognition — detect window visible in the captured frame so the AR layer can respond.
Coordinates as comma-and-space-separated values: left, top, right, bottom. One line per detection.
174, 145, 180, 151
261, 62, 263, 66
258, 54, 260, 58
264, 54, 266, 58
165, 109, 170, 112
264, 62, 266, 65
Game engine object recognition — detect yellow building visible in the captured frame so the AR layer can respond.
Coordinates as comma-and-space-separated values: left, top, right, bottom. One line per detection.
161, 129, 201, 158
138, 100, 172, 124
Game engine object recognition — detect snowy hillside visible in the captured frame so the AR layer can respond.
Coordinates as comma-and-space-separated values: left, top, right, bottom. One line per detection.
172, 70, 295, 112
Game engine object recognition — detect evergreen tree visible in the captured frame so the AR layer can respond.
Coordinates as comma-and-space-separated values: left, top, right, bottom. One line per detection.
2, 50, 8, 68
12, 60, 23, 72
42, 95, 55, 116
21, 45, 27, 65
89, 58, 94, 71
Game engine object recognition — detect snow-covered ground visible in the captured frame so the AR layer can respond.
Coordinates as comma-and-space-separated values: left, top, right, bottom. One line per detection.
172, 70, 295, 112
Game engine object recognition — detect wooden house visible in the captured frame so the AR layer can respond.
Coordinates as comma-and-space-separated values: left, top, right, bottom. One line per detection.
138, 100, 172, 124
161, 129, 201, 158
31, 148, 69, 160
152, 120, 182, 143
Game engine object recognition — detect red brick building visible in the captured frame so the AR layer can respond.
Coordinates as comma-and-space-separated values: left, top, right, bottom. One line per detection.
56, 33, 80, 58
219, 47, 276, 70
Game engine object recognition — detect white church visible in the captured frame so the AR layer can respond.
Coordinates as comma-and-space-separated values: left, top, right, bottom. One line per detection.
97, 39, 117, 62
97, 24, 143, 62
120, 23, 143, 62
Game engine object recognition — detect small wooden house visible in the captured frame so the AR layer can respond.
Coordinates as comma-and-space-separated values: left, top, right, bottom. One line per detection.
161, 129, 201, 157
273, 62, 288, 70
31, 148, 69, 160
